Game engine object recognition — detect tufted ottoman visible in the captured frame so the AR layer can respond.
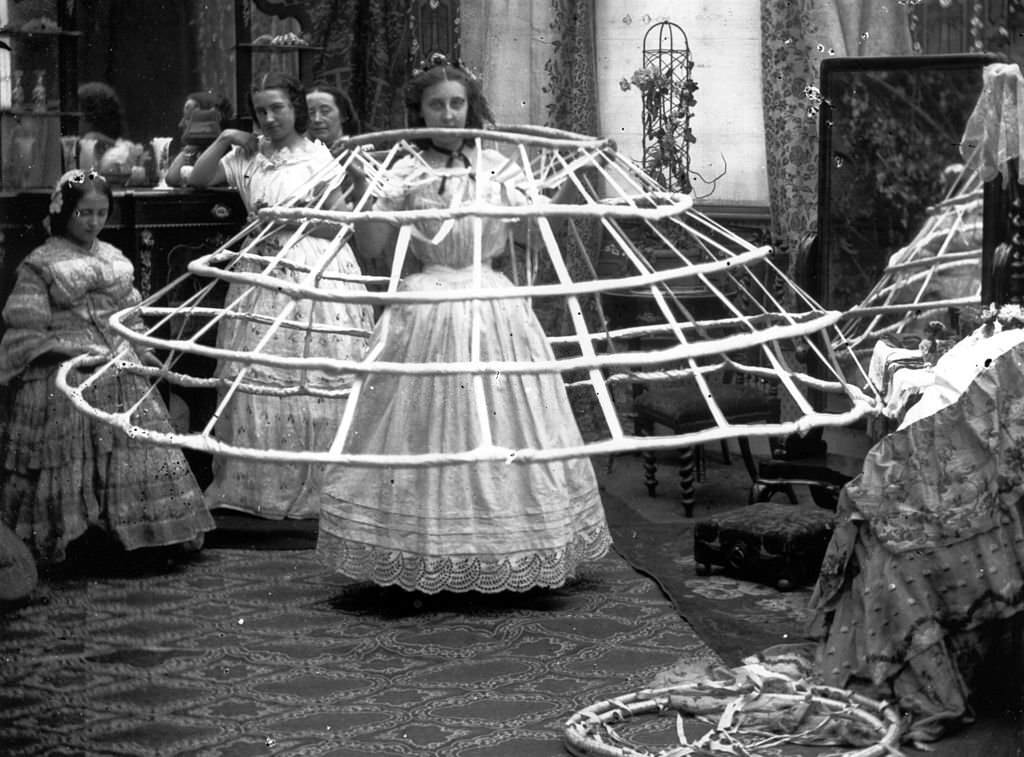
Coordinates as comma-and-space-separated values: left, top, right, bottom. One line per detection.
693, 502, 836, 591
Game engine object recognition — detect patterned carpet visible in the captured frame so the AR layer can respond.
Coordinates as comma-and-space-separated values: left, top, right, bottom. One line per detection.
0, 542, 717, 757
602, 489, 815, 666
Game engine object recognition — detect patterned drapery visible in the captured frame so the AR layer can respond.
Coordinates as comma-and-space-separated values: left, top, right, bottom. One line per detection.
203, 0, 413, 134
760, 0, 913, 288
311, 1, 466, 133
544, 0, 599, 138
535, 0, 602, 337
315, 0, 411, 132
760, 0, 913, 427
537, 0, 609, 436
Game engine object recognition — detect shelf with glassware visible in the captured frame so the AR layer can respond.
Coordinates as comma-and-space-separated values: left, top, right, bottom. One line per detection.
0, 109, 83, 188
0, 25, 81, 190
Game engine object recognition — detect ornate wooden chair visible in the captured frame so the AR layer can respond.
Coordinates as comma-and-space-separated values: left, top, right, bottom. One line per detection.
633, 372, 780, 517
747, 428, 851, 510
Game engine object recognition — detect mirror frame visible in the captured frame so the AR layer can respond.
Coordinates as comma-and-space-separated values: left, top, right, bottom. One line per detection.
812, 52, 1004, 313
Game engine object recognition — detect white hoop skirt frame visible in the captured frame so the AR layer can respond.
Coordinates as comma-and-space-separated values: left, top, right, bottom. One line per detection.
832, 156, 984, 390
57, 125, 874, 467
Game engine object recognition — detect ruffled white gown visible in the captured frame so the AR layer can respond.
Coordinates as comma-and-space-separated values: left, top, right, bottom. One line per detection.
316, 147, 611, 593
204, 138, 373, 519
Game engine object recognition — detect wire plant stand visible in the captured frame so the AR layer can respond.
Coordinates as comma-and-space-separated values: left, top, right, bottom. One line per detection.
637, 21, 698, 195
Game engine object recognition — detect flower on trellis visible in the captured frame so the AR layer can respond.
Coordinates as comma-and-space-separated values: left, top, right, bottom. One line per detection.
619, 60, 700, 194
621, 65, 670, 95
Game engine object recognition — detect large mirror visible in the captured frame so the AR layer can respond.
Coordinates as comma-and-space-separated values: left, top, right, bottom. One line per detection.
813, 52, 1002, 363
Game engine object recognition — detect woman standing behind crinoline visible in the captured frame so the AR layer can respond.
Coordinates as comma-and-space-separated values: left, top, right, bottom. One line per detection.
0, 170, 213, 565
306, 82, 361, 156
315, 58, 612, 594
187, 72, 373, 519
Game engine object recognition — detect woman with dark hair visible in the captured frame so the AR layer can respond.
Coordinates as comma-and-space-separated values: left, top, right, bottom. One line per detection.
77, 81, 128, 172
306, 82, 360, 155
165, 90, 235, 187
315, 58, 610, 594
403, 56, 494, 132
0, 170, 212, 566
78, 81, 124, 143
187, 72, 373, 520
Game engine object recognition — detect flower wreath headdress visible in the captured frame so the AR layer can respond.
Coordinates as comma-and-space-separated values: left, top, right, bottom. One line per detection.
49, 169, 105, 216
411, 51, 480, 82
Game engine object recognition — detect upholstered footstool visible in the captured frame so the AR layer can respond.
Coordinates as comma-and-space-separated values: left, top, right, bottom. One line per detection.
693, 502, 835, 591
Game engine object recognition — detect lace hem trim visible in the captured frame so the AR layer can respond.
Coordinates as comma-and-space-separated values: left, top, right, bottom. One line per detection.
317, 526, 612, 594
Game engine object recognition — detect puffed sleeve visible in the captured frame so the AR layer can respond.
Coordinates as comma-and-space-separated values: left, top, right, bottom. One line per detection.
2, 263, 52, 331
220, 145, 251, 196
0, 261, 58, 384
371, 156, 419, 213
491, 159, 530, 207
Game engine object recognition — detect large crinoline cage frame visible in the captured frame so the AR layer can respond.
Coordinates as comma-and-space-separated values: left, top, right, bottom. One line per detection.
57, 125, 875, 467
829, 149, 985, 388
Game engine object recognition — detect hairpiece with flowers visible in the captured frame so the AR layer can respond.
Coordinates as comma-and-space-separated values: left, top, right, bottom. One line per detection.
48, 169, 105, 215
411, 51, 480, 81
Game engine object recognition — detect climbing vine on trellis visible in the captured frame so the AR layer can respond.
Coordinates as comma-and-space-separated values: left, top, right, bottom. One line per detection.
620, 21, 699, 194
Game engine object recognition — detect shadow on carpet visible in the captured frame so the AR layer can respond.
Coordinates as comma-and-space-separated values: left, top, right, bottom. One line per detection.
201, 489, 811, 665
601, 488, 814, 666
203, 510, 318, 550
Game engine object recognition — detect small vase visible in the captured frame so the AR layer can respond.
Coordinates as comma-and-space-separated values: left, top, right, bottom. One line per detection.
32, 70, 47, 112
11, 69, 24, 108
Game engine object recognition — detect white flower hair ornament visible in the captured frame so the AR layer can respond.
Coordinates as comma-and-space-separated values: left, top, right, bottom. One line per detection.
411, 51, 480, 81
48, 184, 66, 216
49, 169, 104, 216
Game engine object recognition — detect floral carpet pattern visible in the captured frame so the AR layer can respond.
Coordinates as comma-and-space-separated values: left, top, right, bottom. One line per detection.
0, 544, 716, 757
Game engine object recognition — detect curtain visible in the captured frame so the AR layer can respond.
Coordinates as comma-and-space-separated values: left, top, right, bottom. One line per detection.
465, 1, 604, 432
537, 0, 603, 337
324, 0, 411, 132
460, 2, 555, 127
541, 0, 607, 436
544, 0, 600, 138
306, 2, 359, 93
464, 0, 602, 336
760, 0, 913, 287
194, 1, 236, 108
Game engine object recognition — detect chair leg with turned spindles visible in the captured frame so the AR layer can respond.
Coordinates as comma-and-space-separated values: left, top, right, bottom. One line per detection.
633, 378, 781, 518
678, 445, 697, 518
642, 449, 658, 497
642, 444, 700, 518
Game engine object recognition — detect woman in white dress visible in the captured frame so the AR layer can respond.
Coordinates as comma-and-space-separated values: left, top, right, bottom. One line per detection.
187, 72, 373, 519
315, 58, 611, 594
